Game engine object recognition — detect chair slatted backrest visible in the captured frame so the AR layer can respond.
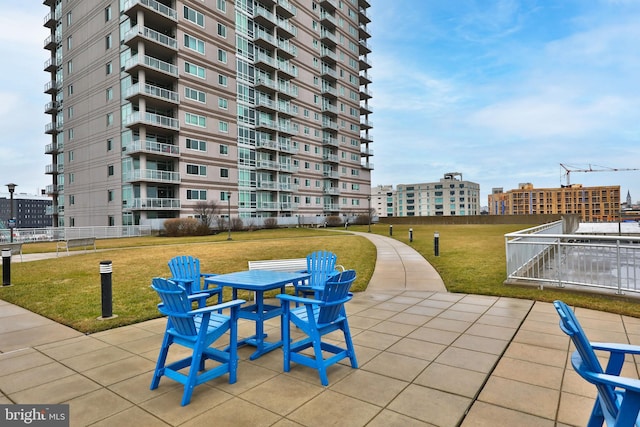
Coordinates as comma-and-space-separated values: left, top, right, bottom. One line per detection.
306, 250, 338, 287
151, 278, 197, 336
553, 300, 619, 417
317, 270, 356, 324
168, 256, 201, 294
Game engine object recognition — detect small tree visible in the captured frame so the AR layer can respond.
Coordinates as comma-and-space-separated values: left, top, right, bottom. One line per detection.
194, 201, 219, 229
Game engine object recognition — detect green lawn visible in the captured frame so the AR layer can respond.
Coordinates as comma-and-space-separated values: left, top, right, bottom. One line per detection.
2, 224, 639, 334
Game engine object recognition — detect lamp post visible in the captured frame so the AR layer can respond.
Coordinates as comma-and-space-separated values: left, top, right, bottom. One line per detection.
367, 195, 371, 232
6, 183, 16, 243
226, 191, 232, 241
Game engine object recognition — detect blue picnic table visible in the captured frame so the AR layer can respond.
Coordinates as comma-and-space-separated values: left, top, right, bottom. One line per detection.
205, 270, 310, 360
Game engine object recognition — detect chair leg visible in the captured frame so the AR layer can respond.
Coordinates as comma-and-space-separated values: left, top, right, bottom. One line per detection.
282, 309, 292, 373
228, 314, 238, 384
182, 347, 204, 406
342, 321, 358, 368
150, 333, 172, 390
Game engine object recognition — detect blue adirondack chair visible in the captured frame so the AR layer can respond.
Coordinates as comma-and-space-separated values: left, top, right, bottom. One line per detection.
277, 269, 358, 386
554, 300, 640, 426
150, 277, 245, 406
168, 255, 222, 307
295, 250, 344, 299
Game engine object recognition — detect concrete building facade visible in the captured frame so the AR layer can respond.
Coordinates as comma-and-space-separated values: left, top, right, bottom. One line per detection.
488, 183, 621, 222
0, 192, 53, 230
43, 0, 373, 227
372, 173, 481, 217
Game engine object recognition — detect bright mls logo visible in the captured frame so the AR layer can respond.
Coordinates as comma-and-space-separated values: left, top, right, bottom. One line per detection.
1, 405, 69, 426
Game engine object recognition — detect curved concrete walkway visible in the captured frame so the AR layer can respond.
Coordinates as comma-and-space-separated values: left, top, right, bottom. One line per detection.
349, 231, 446, 292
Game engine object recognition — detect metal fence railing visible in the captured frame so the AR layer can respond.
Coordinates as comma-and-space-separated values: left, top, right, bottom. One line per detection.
505, 222, 640, 295
0, 226, 152, 243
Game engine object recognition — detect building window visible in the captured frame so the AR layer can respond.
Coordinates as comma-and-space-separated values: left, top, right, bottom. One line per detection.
66, 36, 72, 50
184, 87, 206, 103
108, 190, 114, 202
217, 23, 227, 37
218, 49, 227, 63
183, 6, 205, 27
186, 138, 206, 151
217, 0, 226, 12
184, 62, 206, 79
220, 144, 228, 155
67, 60, 73, 74
105, 34, 112, 49
184, 34, 205, 54
106, 113, 113, 126
218, 97, 228, 109
105, 6, 112, 21
108, 216, 115, 226
68, 128, 74, 140
220, 168, 229, 178
67, 106, 73, 119
219, 121, 229, 133
186, 164, 207, 176
106, 87, 113, 100
185, 112, 206, 127
66, 12, 72, 26
218, 74, 227, 86
107, 165, 114, 176
106, 62, 112, 75
107, 139, 113, 151
187, 189, 207, 200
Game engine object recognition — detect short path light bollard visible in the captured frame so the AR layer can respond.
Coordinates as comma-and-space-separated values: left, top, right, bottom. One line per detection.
434, 231, 440, 256
389, 225, 393, 236
98, 260, 117, 320
2, 249, 12, 286
409, 228, 413, 243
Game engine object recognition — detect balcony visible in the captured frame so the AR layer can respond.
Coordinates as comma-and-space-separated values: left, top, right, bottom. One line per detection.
323, 187, 340, 195
256, 136, 278, 151
359, 23, 371, 39
321, 103, 338, 116
254, 6, 276, 28
256, 96, 277, 112
320, 47, 337, 63
255, 76, 278, 92
46, 184, 63, 194
319, 12, 337, 29
254, 29, 277, 49
124, 82, 179, 106
44, 33, 61, 50
321, 120, 338, 131
45, 141, 63, 154
256, 118, 277, 132
256, 160, 279, 171
44, 56, 60, 72
123, 140, 179, 157
122, 0, 178, 25
279, 182, 297, 192
323, 153, 339, 163
124, 25, 178, 53
321, 84, 337, 98
277, 60, 297, 79
277, 18, 297, 38
359, 40, 372, 55
360, 118, 373, 129
278, 137, 298, 154
128, 198, 180, 210
124, 54, 178, 78
360, 147, 374, 156
359, 55, 372, 70
319, 29, 337, 46
44, 101, 61, 115
278, 122, 298, 135
323, 170, 339, 179
257, 181, 278, 191
123, 111, 179, 131
323, 135, 339, 147
361, 161, 374, 170
360, 86, 373, 100
44, 80, 62, 94
277, 39, 297, 59
45, 163, 64, 175
319, 0, 337, 10
277, 82, 298, 98
360, 133, 373, 142
43, 10, 59, 28
320, 65, 337, 81
323, 204, 340, 212
279, 163, 298, 173
45, 122, 63, 134
360, 102, 373, 115
276, 0, 296, 18
359, 7, 371, 24
359, 70, 372, 85
255, 52, 277, 71
123, 169, 180, 184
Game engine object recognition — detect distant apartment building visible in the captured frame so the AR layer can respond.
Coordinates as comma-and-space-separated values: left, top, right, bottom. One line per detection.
373, 173, 481, 217
43, 0, 373, 227
0, 192, 53, 229
371, 184, 393, 217
488, 183, 621, 222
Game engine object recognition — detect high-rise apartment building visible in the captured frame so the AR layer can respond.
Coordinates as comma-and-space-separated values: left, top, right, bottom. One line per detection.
395, 173, 481, 216
488, 183, 620, 222
43, 0, 373, 227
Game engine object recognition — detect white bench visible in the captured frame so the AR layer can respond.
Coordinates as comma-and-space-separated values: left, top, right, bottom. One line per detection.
1, 242, 23, 261
56, 237, 96, 257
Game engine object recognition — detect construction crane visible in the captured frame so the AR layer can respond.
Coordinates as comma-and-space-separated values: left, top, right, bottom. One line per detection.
560, 163, 640, 186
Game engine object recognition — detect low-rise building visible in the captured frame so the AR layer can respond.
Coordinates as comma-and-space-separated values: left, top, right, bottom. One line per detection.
488, 183, 620, 222
0, 192, 53, 229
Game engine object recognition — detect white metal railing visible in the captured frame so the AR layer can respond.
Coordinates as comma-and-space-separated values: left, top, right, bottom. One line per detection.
0, 226, 152, 243
505, 221, 640, 295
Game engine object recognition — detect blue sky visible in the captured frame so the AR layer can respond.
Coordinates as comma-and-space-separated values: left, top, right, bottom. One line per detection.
1, 1, 640, 204
368, 0, 640, 203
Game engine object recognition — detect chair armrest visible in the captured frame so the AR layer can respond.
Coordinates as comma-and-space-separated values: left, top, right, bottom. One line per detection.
277, 293, 322, 305
188, 292, 210, 301
171, 278, 195, 286
200, 273, 218, 278
581, 370, 640, 393
592, 342, 640, 355
190, 299, 246, 315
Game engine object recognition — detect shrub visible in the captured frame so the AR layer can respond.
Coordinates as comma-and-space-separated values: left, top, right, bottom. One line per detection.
353, 215, 371, 225
231, 217, 244, 231
326, 216, 343, 227
263, 217, 278, 229
163, 218, 200, 237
